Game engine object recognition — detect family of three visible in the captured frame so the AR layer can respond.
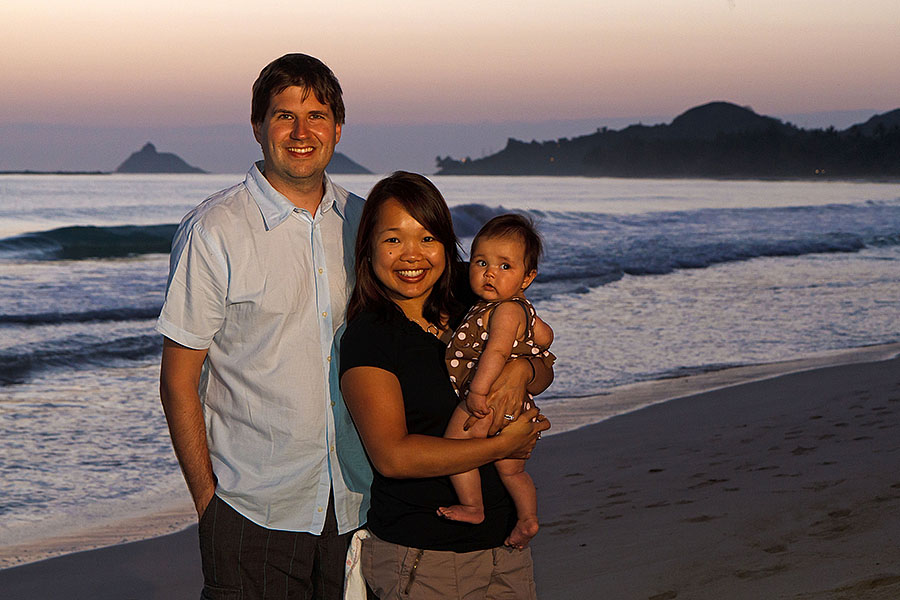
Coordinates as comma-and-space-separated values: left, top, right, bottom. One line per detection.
157, 53, 554, 600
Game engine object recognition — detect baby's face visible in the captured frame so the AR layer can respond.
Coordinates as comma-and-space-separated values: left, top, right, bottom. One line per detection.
468, 235, 536, 301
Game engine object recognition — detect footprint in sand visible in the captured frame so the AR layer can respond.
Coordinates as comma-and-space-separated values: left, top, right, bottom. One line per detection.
803, 479, 845, 491
735, 564, 788, 579
809, 575, 900, 598
682, 514, 724, 523
688, 478, 729, 490
542, 518, 578, 528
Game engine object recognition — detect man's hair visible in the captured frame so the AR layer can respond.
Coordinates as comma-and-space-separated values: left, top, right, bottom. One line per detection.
347, 172, 462, 325
251, 53, 345, 126
472, 213, 543, 272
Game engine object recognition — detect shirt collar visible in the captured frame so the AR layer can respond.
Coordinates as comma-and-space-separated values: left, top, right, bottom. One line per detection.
245, 160, 346, 230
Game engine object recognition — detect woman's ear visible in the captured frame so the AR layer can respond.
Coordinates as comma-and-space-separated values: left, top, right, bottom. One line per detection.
521, 269, 537, 291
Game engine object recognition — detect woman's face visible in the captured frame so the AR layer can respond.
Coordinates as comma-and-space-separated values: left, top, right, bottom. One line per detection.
371, 198, 446, 310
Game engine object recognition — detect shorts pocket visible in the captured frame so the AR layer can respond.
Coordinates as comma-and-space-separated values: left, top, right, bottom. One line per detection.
200, 582, 241, 600
362, 534, 426, 598
198, 494, 217, 533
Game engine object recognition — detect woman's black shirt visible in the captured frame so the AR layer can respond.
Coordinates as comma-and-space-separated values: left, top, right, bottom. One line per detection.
339, 307, 515, 552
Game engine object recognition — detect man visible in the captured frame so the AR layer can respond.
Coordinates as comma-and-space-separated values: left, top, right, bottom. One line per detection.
157, 53, 371, 599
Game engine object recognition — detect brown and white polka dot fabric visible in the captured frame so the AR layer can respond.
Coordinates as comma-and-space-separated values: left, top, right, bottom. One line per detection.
446, 297, 555, 397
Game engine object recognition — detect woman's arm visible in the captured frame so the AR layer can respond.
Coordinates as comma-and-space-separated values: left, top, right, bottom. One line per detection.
341, 366, 548, 479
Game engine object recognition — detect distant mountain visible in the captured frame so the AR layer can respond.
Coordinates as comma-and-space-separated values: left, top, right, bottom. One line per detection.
329, 152, 372, 174
116, 143, 205, 174
435, 102, 900, 179
667, 102, 792, 139
848, 109, 900, 137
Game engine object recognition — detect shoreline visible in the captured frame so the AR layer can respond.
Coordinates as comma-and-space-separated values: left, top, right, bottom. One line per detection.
1, 341, 898, 573
1, 347, 898, 598
541, 341, 900, 436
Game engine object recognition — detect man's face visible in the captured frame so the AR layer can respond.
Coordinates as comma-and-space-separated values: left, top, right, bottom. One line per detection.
252, 85, 342, 200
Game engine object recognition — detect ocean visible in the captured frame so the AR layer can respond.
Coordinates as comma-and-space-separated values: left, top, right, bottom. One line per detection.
1, 173, 899, 557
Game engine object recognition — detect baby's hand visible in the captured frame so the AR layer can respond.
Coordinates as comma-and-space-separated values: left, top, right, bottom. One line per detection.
466, 391, 490, 418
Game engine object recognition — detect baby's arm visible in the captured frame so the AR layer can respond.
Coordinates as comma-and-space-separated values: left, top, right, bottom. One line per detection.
467, 302, 527, 416
533, 314, 554, 349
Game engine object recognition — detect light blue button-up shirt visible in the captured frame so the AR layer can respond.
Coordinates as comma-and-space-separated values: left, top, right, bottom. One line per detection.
157, 162, 371, 533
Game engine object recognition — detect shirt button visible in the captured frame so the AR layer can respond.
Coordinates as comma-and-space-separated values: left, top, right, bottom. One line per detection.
330, 445, 335, 453
322, 311, 328, 318
331, 401, 336, 407
317, 506, 323, 513
318, 268, 324, 274
327, 355, 332, 362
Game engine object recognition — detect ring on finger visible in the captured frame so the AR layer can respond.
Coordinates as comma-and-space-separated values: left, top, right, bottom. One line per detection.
503, 414, 515, 421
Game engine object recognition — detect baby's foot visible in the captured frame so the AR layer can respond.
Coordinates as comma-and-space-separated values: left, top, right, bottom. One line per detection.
436, 504, 485, 524
504, 517, 539, 549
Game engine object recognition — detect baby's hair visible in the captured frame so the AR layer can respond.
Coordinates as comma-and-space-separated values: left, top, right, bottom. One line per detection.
472, 213, 543, 272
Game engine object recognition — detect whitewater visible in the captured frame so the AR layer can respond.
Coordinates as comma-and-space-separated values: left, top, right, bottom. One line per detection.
1, 173, 898, 560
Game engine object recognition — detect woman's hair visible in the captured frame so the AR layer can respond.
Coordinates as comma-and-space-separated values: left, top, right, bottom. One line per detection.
472, 213, 543, 272
347, 172, 462, 324
251, 53, 345, 126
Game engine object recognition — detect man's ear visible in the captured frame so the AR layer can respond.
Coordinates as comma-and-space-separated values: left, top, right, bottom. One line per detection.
335, 122, 342, 144
251, 119, 262, 145
521, 269, 537, 291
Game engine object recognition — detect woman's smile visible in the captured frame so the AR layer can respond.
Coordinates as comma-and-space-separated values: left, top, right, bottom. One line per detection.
396, 268, 427, 281
371, 199, 446, 310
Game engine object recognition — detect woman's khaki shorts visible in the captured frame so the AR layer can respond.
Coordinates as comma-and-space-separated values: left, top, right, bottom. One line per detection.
362, 533, 537, 599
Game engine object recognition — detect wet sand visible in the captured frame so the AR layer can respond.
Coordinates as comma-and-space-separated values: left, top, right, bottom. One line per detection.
532, 354, 900, 599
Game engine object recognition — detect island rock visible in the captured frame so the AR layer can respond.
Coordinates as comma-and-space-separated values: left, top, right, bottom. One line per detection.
116, 143, 206, 174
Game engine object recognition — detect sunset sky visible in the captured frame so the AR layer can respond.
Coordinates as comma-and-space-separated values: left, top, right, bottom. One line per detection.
1, 0, 898, 173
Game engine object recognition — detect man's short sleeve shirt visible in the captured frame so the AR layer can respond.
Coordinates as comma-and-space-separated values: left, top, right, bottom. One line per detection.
157, 162, 371, 533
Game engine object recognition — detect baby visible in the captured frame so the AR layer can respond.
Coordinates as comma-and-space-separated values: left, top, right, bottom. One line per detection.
438, 213, 554, 549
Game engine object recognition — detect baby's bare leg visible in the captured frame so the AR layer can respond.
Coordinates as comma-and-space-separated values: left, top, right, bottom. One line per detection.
437, 403, 492, 524
496, 458, 539, 548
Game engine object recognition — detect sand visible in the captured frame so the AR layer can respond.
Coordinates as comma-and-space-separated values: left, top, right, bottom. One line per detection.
2, 348, 899, 599
532, 354, 900, 600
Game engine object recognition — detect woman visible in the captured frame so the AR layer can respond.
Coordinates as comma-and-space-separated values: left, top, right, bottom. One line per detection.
340, 172, 551, 599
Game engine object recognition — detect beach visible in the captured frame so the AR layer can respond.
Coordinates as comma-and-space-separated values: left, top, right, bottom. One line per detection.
2, 345, 899, 599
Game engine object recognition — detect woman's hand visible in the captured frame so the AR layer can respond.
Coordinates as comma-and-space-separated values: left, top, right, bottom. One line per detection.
495, 405, 550, 459
468, 359, 532, 435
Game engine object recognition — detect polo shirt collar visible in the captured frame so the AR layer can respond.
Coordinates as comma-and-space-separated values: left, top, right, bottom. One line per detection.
245, 161, 346, 230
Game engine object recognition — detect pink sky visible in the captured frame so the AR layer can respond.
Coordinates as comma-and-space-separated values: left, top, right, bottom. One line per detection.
3, 1, 898, 126
1, 1, 897, 172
